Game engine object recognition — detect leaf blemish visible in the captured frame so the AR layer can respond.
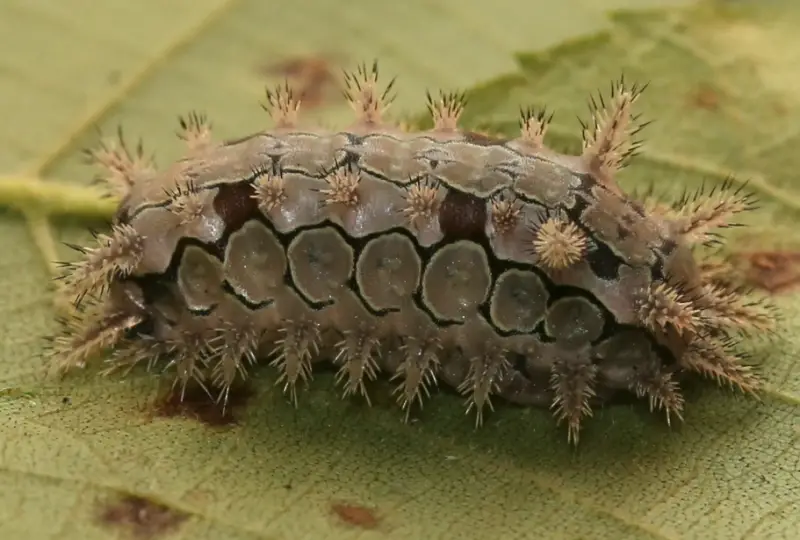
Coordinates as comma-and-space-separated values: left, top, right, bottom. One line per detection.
742, 251, 800, 294
262, 56, 340, 109
96, 493, 188, 539
330, 501, 381, 530
150, 382, 255, 427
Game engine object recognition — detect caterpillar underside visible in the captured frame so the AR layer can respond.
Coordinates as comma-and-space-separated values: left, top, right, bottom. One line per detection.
49, 61, 775, 444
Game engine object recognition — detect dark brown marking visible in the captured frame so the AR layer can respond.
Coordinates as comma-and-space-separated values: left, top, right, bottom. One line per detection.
97, 493, 188, 539
438, 188, 488, 242
263, 56, 340, 108
213, 181, 260, 232
463, 131, 508, 146
151, 382, 254, 427
330, 501, 381, 530
742, 251, 800, 294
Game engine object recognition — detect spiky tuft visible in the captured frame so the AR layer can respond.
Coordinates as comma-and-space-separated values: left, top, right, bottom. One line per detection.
458, 345, 510, 428
390, 335, 441, 422
83, 126, 155, 199
56, 224, 144, 306
638, 281, 704, 336
166, 181, 207, 225
321, 167, 361, 207
262, 81, 302, 129
550, 361, 597, 445
45, 297, 143, 375
426, 90, 466, 132
333, 325, 381, 405
671, 178, 758, 246
581, 77, 648, 191
681, 336, 761, 394
530, 215, 588, 269
402, 178, 440, 230
518, 107, 553, 150
209, 323, 261, 412
270, 319, 321, 406
632, 369, 684, 427
176, 111, 213, 152
342, 60, 396, 126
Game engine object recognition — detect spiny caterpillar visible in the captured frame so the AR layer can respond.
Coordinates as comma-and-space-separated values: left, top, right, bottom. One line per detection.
49, 61, 776, 444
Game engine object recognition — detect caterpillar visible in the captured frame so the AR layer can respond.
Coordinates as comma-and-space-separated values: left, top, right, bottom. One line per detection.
49, 61, 775, 444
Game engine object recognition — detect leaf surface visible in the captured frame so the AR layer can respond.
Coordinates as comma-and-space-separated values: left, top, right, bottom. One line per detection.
0, 1, 797, 539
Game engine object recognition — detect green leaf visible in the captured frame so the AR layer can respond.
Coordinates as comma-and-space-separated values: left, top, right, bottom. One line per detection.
1, 1, 798, 539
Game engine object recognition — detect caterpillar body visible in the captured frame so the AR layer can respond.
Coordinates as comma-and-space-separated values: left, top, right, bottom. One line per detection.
51, 62, 774, 444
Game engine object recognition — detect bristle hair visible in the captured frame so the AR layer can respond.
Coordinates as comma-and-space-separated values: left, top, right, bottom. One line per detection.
550, 361, 597, 445
426, 90, 466, 131
342, 60, 396, 126
57, 224, 144, 306
529, 214, 588, 269
519, 106, 553, 149
263, 81, 301, 128
580, 76, 648, 190
84, 126, 155, 199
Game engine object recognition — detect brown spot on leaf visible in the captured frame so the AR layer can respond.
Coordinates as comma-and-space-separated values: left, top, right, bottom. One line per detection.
263, 56, 340, 109
742, 251, 800, 294
330, 501, 381, 530
151, 382, 254, 427
97, 493, 188, 539
688, 83, 723, 111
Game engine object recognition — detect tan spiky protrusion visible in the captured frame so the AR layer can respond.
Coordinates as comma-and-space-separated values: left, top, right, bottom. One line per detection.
46, 298, 143, 375
57, 224, 145, 306
426, 90, 466, 132
262, 81, 301, 129
632, 370, 684, 427
209, 323, 261, 411
343, 61, 396, 126
681, 337, 761, 394
490, 194, 521, 236
550, 362, 597, 445
402, 179, 440, 229
581, 77, 647, 190
322, 168, 361, 207
176, 112, 213, 152
530, 216, 588, 269
519, 107, 553, 150
671, 179, 758, 245
638, 281, 703, 336
166, 182, 207, 225
84, 126, 156, 199
458, 346, 511, 428
333, 326, 381, 405
270, 319, 321, 406
252, 172, 288, 214
699, 283, 774, 334
390, 335, 441, 422
165, 329, 212, 401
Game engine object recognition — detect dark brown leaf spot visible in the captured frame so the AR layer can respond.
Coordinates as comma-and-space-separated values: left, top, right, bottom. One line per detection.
330, 501, 381, 530
263, 56, 340, 109
97, 494, 188, 539
213, 182, 260, 232
438, 188, 487, 242
742, 251, 800, 294
151, 382, 254, 427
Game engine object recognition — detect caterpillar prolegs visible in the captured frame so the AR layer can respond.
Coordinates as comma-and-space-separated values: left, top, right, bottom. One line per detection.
50, 61, 775, 444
